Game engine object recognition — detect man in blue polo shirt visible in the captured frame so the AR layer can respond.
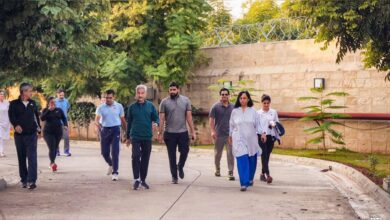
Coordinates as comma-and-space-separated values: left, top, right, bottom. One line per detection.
126, 85, 159, 190
55, 89, 71, 156
95, 90, 126, 181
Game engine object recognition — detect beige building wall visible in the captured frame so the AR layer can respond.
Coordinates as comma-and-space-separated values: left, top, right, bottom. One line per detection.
181, 39, 390, 153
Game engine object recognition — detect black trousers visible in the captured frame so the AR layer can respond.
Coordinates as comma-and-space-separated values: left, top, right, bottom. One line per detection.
259, 135, 275, 175
164, 131, 190, 179
131, 139, 152, 182
44, 132, 62, 164
14, 134, 38, 184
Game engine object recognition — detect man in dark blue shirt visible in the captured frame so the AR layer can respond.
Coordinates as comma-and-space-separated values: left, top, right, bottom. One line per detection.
126, 85, 159, 190
8, 83, 41, 190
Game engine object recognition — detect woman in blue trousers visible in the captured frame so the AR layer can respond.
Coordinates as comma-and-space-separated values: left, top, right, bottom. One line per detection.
229, 91, 262, 191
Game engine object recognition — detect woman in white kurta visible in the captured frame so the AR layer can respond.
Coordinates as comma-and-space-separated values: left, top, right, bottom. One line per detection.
229, 91, 262, 191
258, 94, 280, 184
0, 90, 10, 157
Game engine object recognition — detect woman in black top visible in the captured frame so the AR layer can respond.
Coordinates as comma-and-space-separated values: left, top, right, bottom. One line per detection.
41, 97, 68, 172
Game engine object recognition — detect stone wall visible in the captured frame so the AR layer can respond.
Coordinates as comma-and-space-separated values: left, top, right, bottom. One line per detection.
181, 39, 390, 153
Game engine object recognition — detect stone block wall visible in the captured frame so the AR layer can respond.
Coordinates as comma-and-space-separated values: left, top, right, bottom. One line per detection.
181, 39, 390, 153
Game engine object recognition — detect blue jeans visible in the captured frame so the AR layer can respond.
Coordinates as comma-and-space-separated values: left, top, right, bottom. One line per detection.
100, 126, 120, 174
61, 126, 70, 153
14, 134, 38, 184
236, 154, 257, 187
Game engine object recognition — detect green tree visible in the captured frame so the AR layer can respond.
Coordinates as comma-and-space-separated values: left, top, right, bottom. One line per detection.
292, 0, 390, 80
107, 0, 212, 102
0, 0, 110, 88
238, 0, 280, 24
298, 88, 349, 151
203, 0, 233, 47
68, 102, 96, 140
1, 0, 211, 104
99, 51, 146, 103
208, 0, 232, 27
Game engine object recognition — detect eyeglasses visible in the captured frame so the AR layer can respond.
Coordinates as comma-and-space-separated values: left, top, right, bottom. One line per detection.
220, 93, 229, 96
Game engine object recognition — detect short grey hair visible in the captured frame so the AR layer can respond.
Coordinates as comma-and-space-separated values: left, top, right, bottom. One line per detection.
19, 83, 33, 95
135, 85, 148, 93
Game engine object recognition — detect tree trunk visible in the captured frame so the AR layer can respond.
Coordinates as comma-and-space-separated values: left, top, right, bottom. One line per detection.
153, 80, 164, 106
86, 124, 89, 141
77, 127, 81, 140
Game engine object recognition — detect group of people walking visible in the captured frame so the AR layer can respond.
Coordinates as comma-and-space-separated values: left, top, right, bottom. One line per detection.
2, 84, 72, 189
1, 82, 281, 192
95, 82, 196, 190
210, 89, 280, 191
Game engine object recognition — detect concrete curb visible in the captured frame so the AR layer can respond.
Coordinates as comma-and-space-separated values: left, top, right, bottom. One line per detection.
0, 172, 20, 190
272, 154, 390, 213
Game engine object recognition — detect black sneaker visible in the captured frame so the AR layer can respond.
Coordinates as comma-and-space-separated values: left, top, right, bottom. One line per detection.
267, 175, 273, 184
240, 186, 247, 192
215, 169, 221, 177
260, 174, 267, 182
21, 182, 27, 188
28, 183, 37, 190
172, 178, 178, 184
249, 181, 254, 186
228, 171, 235, 181
133, 180, 140, 190
178, 167, 184, 179
141, 182, 150, 189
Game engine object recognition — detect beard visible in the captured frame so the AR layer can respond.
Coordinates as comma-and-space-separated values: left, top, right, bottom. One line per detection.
170, 93, 178, 99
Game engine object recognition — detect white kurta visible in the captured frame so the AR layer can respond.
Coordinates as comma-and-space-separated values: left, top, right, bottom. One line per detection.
229, 107, 262, 157
0, 101, 10, 139
257, 108, 279, 137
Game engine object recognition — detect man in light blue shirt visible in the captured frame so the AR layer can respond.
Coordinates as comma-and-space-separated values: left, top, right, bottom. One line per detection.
55, 89, 71, 156
95, 89, 126, 181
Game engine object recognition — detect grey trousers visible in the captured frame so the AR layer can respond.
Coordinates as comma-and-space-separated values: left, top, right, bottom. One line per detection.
214, 136, 234, 172
61, 126, 70, 152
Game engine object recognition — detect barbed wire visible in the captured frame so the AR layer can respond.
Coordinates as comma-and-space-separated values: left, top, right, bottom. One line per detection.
202, 17, 315, 48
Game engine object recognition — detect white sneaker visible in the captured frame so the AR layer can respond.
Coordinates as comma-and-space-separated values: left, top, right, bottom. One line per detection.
112, 174, 119, 181
107, 166, 113, 175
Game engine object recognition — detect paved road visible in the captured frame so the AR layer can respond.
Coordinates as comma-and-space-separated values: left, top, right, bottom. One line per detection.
0, 140, 381, 220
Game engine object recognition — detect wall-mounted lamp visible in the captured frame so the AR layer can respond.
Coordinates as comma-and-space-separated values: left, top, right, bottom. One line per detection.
314, 78, 325, 89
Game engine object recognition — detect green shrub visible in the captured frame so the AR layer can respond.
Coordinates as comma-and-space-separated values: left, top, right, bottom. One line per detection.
68, 102, 96, 140
298, 88, 349, 151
